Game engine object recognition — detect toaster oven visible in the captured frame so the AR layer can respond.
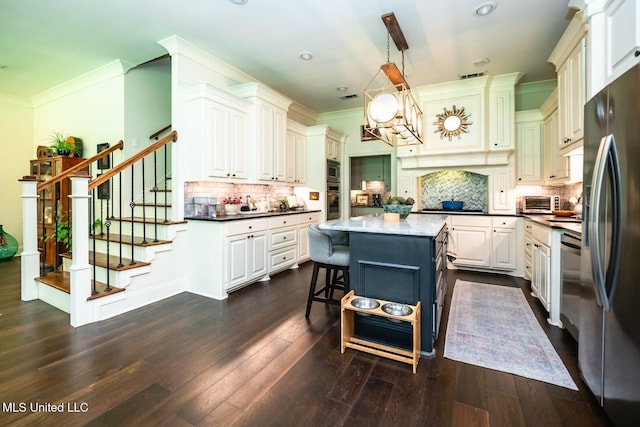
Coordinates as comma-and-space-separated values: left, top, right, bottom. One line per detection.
522, 195, 560, 213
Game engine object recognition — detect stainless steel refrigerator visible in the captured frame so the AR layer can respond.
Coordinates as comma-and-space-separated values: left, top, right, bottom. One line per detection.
581, 64, 640, 427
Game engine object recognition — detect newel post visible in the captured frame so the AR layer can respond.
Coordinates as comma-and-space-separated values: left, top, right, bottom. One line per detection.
69, 175, 92, 327
20, 177, 39, 301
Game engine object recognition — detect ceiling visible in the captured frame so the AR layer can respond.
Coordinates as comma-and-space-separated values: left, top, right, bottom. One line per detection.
0, 0, 574, 113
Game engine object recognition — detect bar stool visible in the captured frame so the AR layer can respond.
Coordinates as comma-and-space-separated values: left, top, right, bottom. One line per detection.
305, 224, 350, 318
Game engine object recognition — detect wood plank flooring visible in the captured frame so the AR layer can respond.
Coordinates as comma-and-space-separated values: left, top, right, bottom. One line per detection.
0, 258, 613, 426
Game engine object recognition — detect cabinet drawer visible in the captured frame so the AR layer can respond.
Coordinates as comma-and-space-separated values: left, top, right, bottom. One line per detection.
225, 218, 268, 236
524, 220, 534, 235
297, 212, 320, 225
450, 215, 491, 227
269, 246, 297, 272
269, 227, 297, 250
492, 216, 518, 229
531, 223, 551, 246
269, 216, 296, 229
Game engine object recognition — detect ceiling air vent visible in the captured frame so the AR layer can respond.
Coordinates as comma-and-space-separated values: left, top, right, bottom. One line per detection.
459, 72, 486, 80
340, 94, 358, 100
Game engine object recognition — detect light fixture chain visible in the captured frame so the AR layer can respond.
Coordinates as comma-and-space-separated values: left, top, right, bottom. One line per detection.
402, 50, 405, 77
386, 30, 390, 63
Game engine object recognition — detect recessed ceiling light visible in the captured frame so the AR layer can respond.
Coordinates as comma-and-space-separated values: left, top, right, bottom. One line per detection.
228, 0, 247, 5
473, 57, 490, 66
299, 52, 313, 61
474, 2, 497, 16
336, 85, 347, 92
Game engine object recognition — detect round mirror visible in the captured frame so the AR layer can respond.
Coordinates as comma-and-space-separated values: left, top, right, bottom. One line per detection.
444, 115, 461, 131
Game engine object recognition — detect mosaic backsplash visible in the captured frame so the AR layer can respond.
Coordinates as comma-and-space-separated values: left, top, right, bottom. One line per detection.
420, 170, 488, 211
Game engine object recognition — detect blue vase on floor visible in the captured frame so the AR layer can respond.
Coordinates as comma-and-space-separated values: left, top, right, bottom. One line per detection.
0, 224, 18, 260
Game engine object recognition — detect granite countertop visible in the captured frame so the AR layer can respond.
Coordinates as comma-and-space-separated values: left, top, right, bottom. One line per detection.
186, 209, 320, 222
320, 213, 447, 237
523, 214, 582, 235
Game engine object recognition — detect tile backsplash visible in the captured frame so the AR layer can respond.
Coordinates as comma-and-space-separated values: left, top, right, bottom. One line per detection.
184, 181, 295, 215
420, 170, 488, 211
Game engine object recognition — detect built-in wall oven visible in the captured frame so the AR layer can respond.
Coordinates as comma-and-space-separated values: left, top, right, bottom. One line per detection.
561, 230, 581, 341
327, 160, 340, 183
327, 181, 340, 220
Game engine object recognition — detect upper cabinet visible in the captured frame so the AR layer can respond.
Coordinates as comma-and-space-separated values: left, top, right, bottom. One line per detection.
584, 0, 640, 97
231, 83, 293, 184
540, 89, 569, 183
286, 120, 307, 184
516, 110, 543, 184
183, 82, 251, 181
326, 135, 342, 162
548, 13, 587, 154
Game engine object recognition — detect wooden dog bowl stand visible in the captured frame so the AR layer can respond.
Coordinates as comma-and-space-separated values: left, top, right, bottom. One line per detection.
340, 290, 421, 374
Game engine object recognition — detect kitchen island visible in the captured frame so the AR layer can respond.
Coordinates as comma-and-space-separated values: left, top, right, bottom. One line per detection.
320, 214, 448, 355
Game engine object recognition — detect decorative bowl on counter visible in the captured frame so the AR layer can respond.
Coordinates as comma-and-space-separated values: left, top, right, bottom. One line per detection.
552, 209, 575, 217
441, 200, 464, 210
383, 204, 412, 218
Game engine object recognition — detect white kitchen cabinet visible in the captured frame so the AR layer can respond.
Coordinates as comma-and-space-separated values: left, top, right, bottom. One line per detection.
297, 212, 320, 263
267, 216, 298, 273
526, 220, 562, 326
226, 231, 268, 291
548, 15, 586, 154
230, 82, 293, 184
398, 173, 418, 211
516, 111, 543, 184
544, 108, 569, 182
491, 170, 512, 212
523, 220, 533, 281
286, 121, 307, 184
586, 0, 640, 96
448, 216, 492, 268
449, 216, 519, 271
183, 82, 251, 181
491, 217, 517, 270
326, 135, 342, 162
488, 87, 515, 150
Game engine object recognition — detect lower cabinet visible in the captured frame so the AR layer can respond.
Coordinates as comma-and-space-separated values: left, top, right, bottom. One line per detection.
448, 215, 518, 271
187, 211, 320, 300
226, 231, 268, 291
525, 219, 562, 326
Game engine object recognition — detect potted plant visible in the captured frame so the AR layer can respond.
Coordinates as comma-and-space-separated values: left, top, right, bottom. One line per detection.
49, 132, 83, 157
221, 195, 242, 215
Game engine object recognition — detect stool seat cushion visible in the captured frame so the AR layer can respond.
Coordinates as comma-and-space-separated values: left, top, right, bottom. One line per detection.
326, 245, 349, 267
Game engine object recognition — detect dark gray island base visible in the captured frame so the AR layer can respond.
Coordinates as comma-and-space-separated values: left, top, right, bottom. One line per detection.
320, 214, 448, 355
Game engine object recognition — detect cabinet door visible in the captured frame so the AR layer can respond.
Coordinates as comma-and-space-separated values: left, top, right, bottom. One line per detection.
544, 109, 568, 182
489, 88, 514, 150
286, 131, 296, 183
492, 227, 517, 270
294, 133, 307, 183
398, 173, 417, 204
272, 107, 288, 182
492, 171, 511, 211
207, 103, 231, 178
606, 0, 640, 83
248, 233, 268, 279
449, 226, 491, 267
363, 156, 384, 181
568, 41, 585, 144
298, 225, 310, 262
256, 103, 274, 181
229, 110, 248, 179
516, 122, 543, 183
533, 242, 551, 311
226, 235, 249, 289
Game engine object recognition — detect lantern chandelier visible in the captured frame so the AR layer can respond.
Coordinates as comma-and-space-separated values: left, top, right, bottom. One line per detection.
363, 12, 423, 147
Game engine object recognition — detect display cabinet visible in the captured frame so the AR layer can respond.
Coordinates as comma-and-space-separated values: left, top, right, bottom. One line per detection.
30, 156, 86, 269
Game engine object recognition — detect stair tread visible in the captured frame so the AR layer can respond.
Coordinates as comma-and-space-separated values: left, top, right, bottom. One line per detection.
90, 233, 172, 246
37, 271, 124, 300
106, 216, 186, 225
61, 252, 151, 270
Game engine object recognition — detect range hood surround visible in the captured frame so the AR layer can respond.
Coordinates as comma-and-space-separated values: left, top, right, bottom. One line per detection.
398, 73, 521, 169
420, 170, 488, 212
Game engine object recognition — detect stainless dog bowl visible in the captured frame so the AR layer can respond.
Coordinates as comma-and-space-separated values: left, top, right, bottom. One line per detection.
381, 303, 412, 317
351, 297, 380, 310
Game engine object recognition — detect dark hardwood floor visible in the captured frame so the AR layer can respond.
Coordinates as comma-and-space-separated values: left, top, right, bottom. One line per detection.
0, 257, 613, 426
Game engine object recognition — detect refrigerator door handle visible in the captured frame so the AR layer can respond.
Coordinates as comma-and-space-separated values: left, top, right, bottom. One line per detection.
588, 134, 622, 312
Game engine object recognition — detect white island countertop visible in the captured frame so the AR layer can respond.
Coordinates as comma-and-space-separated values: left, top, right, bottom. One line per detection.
320, 214, 448, 237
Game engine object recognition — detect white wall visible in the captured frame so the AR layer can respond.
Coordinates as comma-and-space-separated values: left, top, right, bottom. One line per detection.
0, 94, 34, 249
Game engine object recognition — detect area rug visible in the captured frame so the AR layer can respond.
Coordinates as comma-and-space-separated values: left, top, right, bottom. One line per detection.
444, 280, 577, 390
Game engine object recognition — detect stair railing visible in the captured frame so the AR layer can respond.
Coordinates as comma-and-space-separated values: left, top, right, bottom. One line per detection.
35, 142, 124, 273
87, 131, 178, 295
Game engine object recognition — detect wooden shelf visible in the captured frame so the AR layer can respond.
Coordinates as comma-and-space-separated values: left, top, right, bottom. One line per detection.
340, 290, 421, 374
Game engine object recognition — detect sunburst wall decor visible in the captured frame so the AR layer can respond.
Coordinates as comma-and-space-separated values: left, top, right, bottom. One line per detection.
433, 105, 472, 141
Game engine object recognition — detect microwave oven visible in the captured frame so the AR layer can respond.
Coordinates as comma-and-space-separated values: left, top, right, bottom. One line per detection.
327, 160, 340, 182
522, 195, 560, 213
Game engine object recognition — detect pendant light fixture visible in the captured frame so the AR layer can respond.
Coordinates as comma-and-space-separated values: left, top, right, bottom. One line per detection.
363, 12, 423, 147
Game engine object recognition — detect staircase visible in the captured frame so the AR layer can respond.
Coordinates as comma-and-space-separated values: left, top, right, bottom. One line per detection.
20, 130, 189, 327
